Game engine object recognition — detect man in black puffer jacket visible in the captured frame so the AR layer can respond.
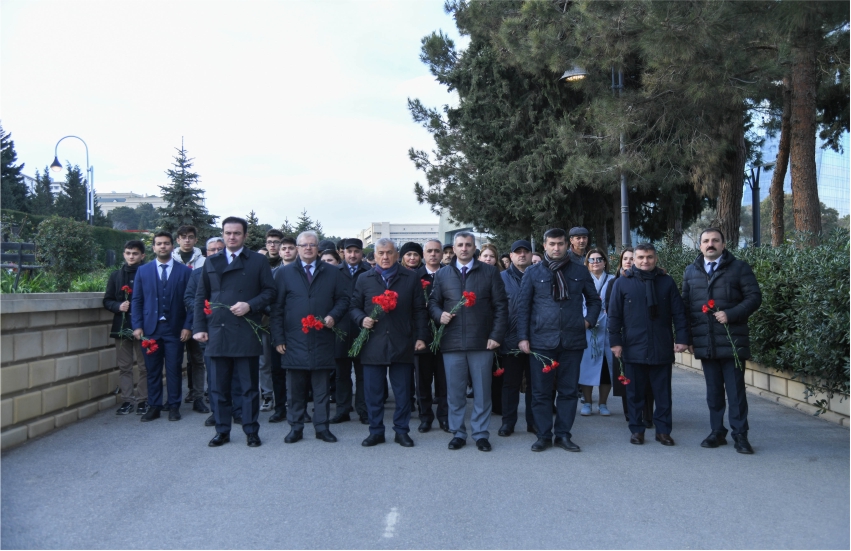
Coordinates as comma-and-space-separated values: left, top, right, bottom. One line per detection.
429, 232, 508, 452
682, 228, 762, 454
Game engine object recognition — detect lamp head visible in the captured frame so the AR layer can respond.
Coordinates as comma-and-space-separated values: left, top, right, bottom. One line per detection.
560, 66, 587, 82
50, 157, 63, 172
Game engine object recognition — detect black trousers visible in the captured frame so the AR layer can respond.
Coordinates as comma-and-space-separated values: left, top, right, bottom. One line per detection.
288, 369, 332, 433
701, 358, 749, 436
625, 362, 672, 435
270, 348, 287, 414
335, 357, 366, 419
414, 351, 448, 423
209, 356, 259, 435
500, 353, 534, 429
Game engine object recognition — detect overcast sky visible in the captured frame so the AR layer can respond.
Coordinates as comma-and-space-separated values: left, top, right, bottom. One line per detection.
1, 0, 465, 237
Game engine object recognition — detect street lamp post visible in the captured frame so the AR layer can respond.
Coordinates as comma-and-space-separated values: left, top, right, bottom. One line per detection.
744, 160, 776, 247
50, 136, 94, 225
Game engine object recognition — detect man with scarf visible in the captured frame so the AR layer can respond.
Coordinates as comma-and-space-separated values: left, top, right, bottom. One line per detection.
607, 243, 690, 446
516, 228, 601, 453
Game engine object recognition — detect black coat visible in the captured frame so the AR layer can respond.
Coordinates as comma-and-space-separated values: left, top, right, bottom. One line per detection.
515, 261, 602, 351
193, 249, 277, 357
350, 267, 428, 365
103, 263, 143, 338
335, 260, 372, 358
270, 259, 350, 370
427, 260, 508, 352
607, 268, 689, 365
499, 265, 525, 353
415, 265, 441, 352
681, 250, 762, 361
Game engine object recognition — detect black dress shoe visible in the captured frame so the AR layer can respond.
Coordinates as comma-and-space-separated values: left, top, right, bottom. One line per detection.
733, 434, 754, 454
140, 407, 161, 422
362, 434, 386, 447
644, 419, 654, 429
395, 433, 415, 447
246, 433, 262, 447
448, 437, 466, 450
527, 425, 537, 434
315, 430, 337, 443
476, 438, 492, 452
359, 416, 369, 425
439, 419, 450, 433
655, 433, 675, 446
630, 433, 645, 445
417, 420, 432, 433
284, 429, 303, 443
269, 410, 287, 423
497, 424, 514, 437
193, 398, 210, 414
204, 414, 215, 427
531, 438, 552, 452
330, 412, 351, 424
701, 431, 728, 448
208, 433, 230, 447
168, 408, 181, 421
233, 416, 243, 425
554, 436, 580, 452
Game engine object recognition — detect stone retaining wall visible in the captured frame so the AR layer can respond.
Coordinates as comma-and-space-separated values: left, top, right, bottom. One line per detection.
675, 351, 849, 427
1, 293, 121, 449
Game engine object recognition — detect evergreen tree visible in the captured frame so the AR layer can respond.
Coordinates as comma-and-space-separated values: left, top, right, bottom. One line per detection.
293, 209, 324, 239
1, 123, 29, 213
245, 210, 265, 251
93, 196, 110, 227
135, 203, 158, 230
108, 206, 138, 230
279, 217, 294, 237
30, 167, 55, 216
157, 142, 218, 238
54, 164, 88, 222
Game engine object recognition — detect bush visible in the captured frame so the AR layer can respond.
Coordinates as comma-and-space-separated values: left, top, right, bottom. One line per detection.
69, 269, 111, 292
33, 216, 100, 291
656, 230, 851, 410
0, 270, 58, 293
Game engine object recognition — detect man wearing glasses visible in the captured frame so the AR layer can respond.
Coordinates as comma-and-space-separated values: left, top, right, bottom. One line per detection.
258, 230, 286, 414
270, 231, 350, 444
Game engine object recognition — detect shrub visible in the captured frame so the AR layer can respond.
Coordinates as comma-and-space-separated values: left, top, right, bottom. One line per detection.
33, 216, 100, 291
0, 270, 58, 293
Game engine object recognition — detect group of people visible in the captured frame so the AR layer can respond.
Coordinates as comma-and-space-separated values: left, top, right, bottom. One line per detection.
104, 218, 762, 454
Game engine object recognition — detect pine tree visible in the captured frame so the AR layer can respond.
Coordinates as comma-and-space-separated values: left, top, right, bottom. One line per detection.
108, 206, 139, 230
54, 164, 88, 222
279, 217, 294, 237
1, 123, 30, 213
245, 210, 265, 251
135, 203, 158, 230
30, 167, 55, 216
157, 142, 218, 238
93, 196, 110, 227
293, 209, 324, 239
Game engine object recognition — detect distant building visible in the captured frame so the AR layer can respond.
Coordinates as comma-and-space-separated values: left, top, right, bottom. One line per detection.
96, 191, 173, 214
22, 174, 62, 195
356, 221, 439, 248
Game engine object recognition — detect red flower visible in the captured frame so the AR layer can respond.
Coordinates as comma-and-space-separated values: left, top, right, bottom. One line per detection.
462, 291, 476, 307
550, 361, 559, 369
542, 366, 551, 373
421, 279, 430, 289
205, 300, 211, 308
302, 327, 309, 334
702, 304, 709, 314
204, 307, 213, 316
494, 368, 504, 377
708, 299, 716, 309
622, 377, 631, 385
121, 285, 132, 294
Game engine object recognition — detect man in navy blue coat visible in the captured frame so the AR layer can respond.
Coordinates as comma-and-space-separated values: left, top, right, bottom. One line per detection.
608, 243, 690, 446
131, 231, 193, 422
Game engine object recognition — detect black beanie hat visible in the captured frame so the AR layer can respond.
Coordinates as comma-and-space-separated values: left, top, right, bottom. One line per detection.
399, 242, 423, 258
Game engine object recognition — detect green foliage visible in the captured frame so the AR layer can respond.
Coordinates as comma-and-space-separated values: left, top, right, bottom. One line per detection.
110, 202, 159, 231
0, 122, 29, 213
0, 270, 57, 293
54, 164, 88, 222
33, 216, 100, 291
69, 269, 111, 292
30, 168, 55, 216
158, 143, 218, 239
245, 210, 265, 251
656, 229, 850, 406
740, 195, 844, 245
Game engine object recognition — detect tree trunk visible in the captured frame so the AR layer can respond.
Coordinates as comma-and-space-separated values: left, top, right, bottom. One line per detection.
715, 113, 746, 247
612, 188, 623, 251
771, 76, 792, 246
789, 42, 822, 243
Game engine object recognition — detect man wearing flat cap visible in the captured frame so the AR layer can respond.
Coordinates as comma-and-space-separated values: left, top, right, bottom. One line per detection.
568, 227, 590, 266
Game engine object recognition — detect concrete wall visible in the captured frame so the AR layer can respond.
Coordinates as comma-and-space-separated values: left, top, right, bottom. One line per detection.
1, 293, 120, 449
675, 351, 849, 427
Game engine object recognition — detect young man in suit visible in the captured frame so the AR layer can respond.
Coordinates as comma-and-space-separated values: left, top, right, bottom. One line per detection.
131, 231, 194, 422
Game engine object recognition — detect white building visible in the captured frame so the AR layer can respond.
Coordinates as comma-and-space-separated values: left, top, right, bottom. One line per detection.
356, 221, 439, 248
22, 174, 62, 195
96, 191, 171, 214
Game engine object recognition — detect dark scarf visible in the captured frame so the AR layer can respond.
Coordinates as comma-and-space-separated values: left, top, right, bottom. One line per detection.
374, 263, 399, 288
507, 263, 524, 285
268, 255, 283, 269
544, 252, 572, 301
632, 266, 660, 320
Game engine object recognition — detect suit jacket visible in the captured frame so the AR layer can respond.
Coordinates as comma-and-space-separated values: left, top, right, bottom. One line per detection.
131, 260, 193, 337
193, 248, 276, 357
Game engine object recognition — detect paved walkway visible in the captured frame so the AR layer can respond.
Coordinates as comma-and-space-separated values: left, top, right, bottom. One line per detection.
2, 367, 848, 549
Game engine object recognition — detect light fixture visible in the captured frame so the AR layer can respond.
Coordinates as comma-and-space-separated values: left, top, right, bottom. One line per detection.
50, 156, 63, 172
559, 66, 587, 82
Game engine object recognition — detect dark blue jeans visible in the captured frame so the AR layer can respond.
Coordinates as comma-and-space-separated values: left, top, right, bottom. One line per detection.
363, 363, 413, 436
529, 348, 583, 440
625, 362, 673, 435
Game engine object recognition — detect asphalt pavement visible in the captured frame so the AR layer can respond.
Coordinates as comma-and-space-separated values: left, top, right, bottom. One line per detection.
2, 367, 849, 550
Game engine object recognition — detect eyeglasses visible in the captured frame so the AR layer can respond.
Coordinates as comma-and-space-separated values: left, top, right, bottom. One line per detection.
588, 258, 605, 264
266, 240, 282, 246
297, 243, 317, 248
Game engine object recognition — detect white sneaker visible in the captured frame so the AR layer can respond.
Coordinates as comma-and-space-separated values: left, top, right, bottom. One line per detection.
598, 404, 611, 416
580, 403, 592, 416
260, 396, 274, 412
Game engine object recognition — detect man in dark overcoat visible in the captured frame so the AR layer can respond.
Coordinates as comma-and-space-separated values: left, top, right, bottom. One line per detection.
350, 238, 428, 447
270, 230, 350, 444
193, 217, 276, 448
516, 228, 601, 453
414, 238, 448, 433
682, 228, 762, 454
608, 243, 689, 446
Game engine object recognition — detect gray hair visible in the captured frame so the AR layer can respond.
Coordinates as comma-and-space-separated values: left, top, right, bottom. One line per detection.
453, 231, 475, 245
425, 238, 442, 248
296, 230, 318, 245
374, 238, 397, 251
206, 237, 224, 248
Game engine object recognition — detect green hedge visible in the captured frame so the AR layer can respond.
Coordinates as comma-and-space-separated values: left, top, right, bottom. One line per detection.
656, 230, 850, 410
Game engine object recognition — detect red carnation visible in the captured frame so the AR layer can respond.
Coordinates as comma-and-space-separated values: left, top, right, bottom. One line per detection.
421, 279, 430, 289
204, 307, 213, 316
542, 366, 551, 373
550, 361, 559, 369
622, 377, 631, 385
708, 299, 716, 309
121, 285, 132, 294
205, 300, 211, 308
702, 304, 709, 314
494, 368, 504, 377
462, 291, 476, 307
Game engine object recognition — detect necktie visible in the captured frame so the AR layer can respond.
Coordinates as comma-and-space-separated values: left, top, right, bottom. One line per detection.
305, 264, 314, 284
231, 253, 236, 264
350, 266, 356, 276
708, 261, 717, 277
160, 264, 168, 286
461, 266, 468, 285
